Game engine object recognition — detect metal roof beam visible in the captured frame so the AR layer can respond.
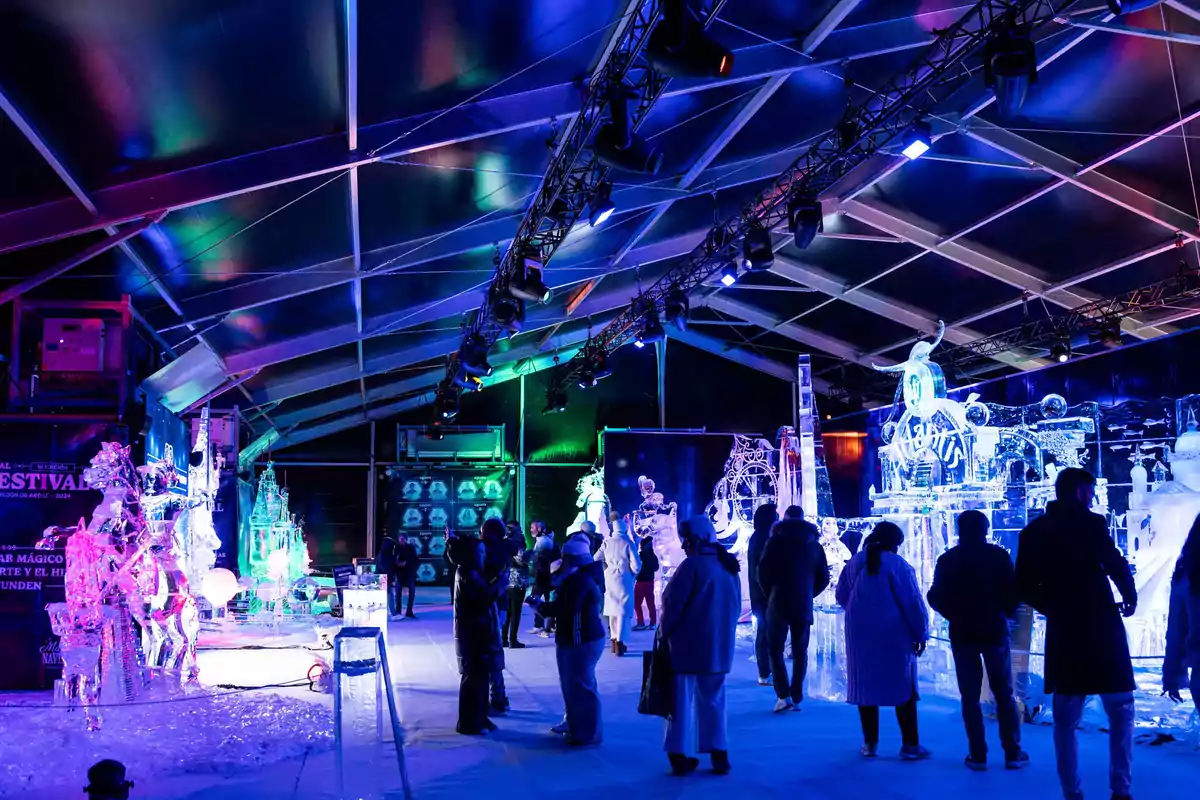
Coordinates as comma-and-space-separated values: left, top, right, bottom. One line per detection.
0, 23, 936, 258
666, 326, 803, 386
959, 116, 1200, 245
1057, 16, 1200, 47
699, 294, 891, 367
840, 198, 1173, 339
1168, 0, 1200, 23
344, 0, 365, 405
802, 0, 866, 53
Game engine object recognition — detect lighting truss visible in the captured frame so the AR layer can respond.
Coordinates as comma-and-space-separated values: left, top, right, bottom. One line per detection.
547, 0, 1074, 396
936, 263, 1200, 372
437, 0, 730, 408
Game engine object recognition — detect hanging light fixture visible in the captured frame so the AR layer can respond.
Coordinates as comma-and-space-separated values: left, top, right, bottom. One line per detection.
719, 262, 739, 287
593, 86, 663, 175
984, 24, 1037, 118
589, 179, 616, 227
742, 225, 774, 271
509, 253, 552, 304
901, 120, 932, 160
645, 0, 734, 79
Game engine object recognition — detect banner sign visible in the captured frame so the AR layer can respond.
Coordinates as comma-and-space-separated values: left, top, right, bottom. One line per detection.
385, 467, 514, 586
0, 420, 127, 690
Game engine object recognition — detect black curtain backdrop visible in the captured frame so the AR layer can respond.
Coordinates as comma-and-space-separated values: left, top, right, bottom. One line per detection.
603, 432, 736, 523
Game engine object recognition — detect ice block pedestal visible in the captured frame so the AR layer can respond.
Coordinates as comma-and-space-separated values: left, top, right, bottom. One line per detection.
344, 575, 389, 644
333, 627, 410, 800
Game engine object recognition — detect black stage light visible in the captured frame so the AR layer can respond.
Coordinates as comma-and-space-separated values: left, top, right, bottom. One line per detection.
460, 335, 493, 377
742, 225, 774, 271
593, 352, 613, 380
664, 288, 689, 330
901, 120, 932, 160
578, 368, 597, 390
788, 196, 823, 250
985, 26, 1037, 118
1050, 342, 1070, 363
424, 424, 446, 441
589, 180, 616, 227
719, 261, 739, 287
594, 88, 663, 175
491, 289, 525, 335
509, 254, 552, 304
638, 312, 667, 345
1095, 321, 1123, 349
646, 0, 733, 79
435, 391, 459, 421
543, 390, 568, 415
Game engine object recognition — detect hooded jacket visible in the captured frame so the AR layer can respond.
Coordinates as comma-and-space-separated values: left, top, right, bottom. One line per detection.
1015, 500, 1136, 695
758, 518, 829, 624
537, 559, 606, 646
1165, 569, 1200, 691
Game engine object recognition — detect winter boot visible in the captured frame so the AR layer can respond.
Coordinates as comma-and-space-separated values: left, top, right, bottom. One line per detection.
711, 750, 731, 776
668, 753, 700, 776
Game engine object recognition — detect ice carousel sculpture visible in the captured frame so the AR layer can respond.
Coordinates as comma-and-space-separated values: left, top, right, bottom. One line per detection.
37, 443, 201, 730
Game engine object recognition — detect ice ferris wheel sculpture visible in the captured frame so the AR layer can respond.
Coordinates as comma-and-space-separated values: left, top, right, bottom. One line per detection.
708, 435, 778, 553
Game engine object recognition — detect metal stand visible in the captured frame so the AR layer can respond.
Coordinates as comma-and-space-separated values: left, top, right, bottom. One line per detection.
334, 626, 412, 800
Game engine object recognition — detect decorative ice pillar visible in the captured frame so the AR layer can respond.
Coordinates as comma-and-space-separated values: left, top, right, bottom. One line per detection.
333, 627, 411, 800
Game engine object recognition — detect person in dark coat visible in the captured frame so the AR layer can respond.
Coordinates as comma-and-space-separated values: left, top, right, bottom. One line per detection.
504, 521, 532, 649
660, 516, 742, 777
527, 536, 607, 746
634, 535, 660, 630
375, 531, 401, 618
747, 503, 777, 686
481, 518, 516, 714
1165, 514, 1200, 719
530, 521, 558, 635
394, 535, 419, 619
1015, 468, 1137, 800
841, 526, 864, 556
782, 505, 804, 520
758, 516, 829, 711
448, 535, 504, 735
927, 510, 1028, 771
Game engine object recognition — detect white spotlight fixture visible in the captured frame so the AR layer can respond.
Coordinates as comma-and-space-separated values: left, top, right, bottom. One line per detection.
719, 262, 739, 287
589, 180, 616, 227
901, 121, 932, 160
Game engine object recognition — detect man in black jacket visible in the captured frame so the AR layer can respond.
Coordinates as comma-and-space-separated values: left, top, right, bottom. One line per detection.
394, 535, 419, 619
758, 517, 829, 711
1015, 468, 1137, 800
747, 503, 777, 686
928, 510, 1027, 771
481, 518, 515, 715
448, 535, 503, 735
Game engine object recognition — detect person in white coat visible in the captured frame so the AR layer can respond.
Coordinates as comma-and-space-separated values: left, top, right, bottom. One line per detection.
602, 518, 640, 656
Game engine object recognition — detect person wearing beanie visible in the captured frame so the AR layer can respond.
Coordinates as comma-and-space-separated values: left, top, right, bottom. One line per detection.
601, 516, 641, 656
659, 514, 742, 777
527, 535, 607, 746
85, 760, 132, 800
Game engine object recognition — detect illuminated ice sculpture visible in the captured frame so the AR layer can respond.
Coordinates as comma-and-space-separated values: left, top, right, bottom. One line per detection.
241, 462, 311, 611
566, 466, 611, 538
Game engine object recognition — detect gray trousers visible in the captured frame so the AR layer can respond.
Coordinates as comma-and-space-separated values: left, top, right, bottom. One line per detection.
1053, 692, 1134, 799
556, 638, 605, 745
664, 673, 728, 755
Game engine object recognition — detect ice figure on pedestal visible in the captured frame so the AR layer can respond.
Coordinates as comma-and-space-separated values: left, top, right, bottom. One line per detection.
816, 517, 851, 606
631, 475, 682, 578
242, 462, 311, 611
1125, 411, 1200, 657
183, 407, 222, 590
566, 467, 611, 538
38, 443, 201, 729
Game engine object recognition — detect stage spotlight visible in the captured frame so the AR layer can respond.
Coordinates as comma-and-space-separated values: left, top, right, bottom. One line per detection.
542, 390, 568, 415
593, 352, 613, 380
742, 225, 774, 271
578, 368, 597, 389
434, 391, 459, 421
589, 180, 616, 227
509, 254, 552, 304
424, 424, 445, 441
491, 290, 525, 334
1050, 341, 1070, 363
985, 26, 1037, 117
646, 0, 734, 79
633, 339, 646, 349
639, 312, 667, 345
664, 288, 689, 330
1096, 321, 1123, 349
594, 87, 663, 175
788, 196, 823, 250
460, 335, 493, 377
453, 371, 483, 392
901, 121, 932, 160
719, 262, 739, 287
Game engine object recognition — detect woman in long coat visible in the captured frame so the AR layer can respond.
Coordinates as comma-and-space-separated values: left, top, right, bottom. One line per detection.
836, 521, 930, 759
1165, 515, 1200, 718
602, 518, 640, 656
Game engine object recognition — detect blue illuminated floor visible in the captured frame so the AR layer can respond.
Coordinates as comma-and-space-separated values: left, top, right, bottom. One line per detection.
22, 590, 1200, 799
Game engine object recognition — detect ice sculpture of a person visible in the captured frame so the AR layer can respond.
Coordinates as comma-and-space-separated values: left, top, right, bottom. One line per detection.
567, 468, 611, 537
632, 476, 683, 576
817, 517, 851, 605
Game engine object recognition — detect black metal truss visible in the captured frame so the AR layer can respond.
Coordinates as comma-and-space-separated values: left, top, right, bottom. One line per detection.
935, 263, 1200, 372
437, 0, 729, 405
547, 0, 1073, 399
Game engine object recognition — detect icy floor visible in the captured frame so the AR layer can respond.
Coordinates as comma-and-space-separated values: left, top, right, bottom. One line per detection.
2, 590, 1197, 799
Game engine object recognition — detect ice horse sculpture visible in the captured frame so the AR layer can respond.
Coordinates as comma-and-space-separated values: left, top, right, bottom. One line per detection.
37, 443, 200, 730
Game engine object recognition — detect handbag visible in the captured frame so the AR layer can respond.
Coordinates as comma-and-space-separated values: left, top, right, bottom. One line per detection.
638, 640, 674, 718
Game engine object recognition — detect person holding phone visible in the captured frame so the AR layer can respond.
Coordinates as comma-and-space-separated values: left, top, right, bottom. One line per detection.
836, 521, 930, 760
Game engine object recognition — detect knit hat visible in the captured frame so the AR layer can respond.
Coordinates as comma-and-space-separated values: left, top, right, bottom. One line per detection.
561, 537, 592, 559
687, 514, 719, 543
86, 760, 132, 797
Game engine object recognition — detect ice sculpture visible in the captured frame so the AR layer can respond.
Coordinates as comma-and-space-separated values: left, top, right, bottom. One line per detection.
182, 407, 222, 589
333, 627, 411, 800
241, 462, 311, 611
566, 466, 611, 538
631, 475, 682, 578
38, 442, 201, 729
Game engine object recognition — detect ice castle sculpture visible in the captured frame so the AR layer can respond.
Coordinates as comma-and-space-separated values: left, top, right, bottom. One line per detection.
241, 462, 311, 610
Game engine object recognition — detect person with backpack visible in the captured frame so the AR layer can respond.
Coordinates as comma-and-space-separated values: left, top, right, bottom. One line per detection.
927, 510, 1028, 771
